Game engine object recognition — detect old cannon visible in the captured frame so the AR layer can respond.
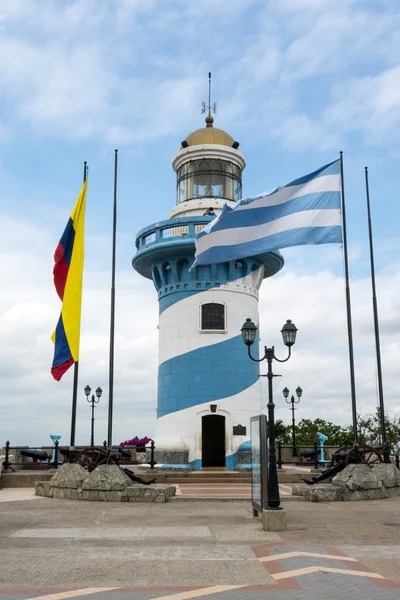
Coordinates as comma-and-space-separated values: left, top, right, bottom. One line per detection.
303, 444, 384, 485
58, 445, 155, 484
300, 448, 321, 460
20, 448, 51, 464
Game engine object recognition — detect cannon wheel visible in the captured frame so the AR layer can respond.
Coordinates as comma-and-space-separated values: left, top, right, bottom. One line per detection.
74, 446, 109, 472
345, 445, 384, 467
330, 446, 349, 467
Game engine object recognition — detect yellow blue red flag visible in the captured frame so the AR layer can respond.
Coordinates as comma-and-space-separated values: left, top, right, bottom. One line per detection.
51, 180, 87, 380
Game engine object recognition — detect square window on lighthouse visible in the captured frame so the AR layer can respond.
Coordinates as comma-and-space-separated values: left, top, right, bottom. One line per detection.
200, 303, 226, 331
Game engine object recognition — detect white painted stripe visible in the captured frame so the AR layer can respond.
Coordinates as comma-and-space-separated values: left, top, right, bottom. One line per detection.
236, 174, 340, 210
273, 565, 384, 580
25, 588, 121, 600
158, 271, 261, 364
260, 551, 358, 563
150, 584, 248, 600
196, 209, 341, 253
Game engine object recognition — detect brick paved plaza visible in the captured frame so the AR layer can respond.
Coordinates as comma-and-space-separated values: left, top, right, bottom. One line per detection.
1, 488, 400, 598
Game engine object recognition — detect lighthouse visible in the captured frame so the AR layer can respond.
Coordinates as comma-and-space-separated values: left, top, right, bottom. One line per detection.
132, 112, 284, 470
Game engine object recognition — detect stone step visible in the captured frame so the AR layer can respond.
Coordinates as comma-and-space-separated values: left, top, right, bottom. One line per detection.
170, 495, 305, 503
170, 478, 251, 484
165, 471, 251, 479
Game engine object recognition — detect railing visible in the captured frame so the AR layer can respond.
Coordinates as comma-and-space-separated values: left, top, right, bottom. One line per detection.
136, 217, 212, 250
275, 442, 400, 470
274, 443, 336, 469
1, 440, 60, 471
2, 440, 158, 471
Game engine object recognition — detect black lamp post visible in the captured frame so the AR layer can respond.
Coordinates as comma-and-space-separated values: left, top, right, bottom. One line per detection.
84, 385, 103, 447
282, 386, 302, 457
241, 318, 298, 511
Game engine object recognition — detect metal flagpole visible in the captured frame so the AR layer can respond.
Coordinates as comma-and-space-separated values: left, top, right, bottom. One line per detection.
339, 151, 358, 445
107, 150, 118, 447
70, 160, 87, 447
365, 167, 389, 462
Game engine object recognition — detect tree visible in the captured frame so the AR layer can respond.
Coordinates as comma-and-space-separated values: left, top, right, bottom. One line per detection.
294, 418, 353, 446
274, 419, 291, 444
276, 410, 400, 452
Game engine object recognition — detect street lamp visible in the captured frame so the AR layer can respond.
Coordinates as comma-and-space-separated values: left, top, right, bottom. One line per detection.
282, 386, 302, 457
241, 318, 298, 511
84, 385, 103, 447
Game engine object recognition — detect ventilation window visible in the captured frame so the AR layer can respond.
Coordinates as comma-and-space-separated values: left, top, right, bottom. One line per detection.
201, 303, 225, 331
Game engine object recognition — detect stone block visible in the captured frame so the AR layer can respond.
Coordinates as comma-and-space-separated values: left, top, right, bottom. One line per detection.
153, 450, 189, 465
350, 487, 388, 501
104, 490, 123, 502
309, 485, 351, 502
35, 481, 50, 497
291, 485, 310, 497
262, 508, 287, 532
81, 465, 132, 491
332, 464, 381, 490
49, 463, 87, 489
51, 486, 80, 500
373, 463, 400, 488
386, 487, 400, 498
123, 484, 175, 503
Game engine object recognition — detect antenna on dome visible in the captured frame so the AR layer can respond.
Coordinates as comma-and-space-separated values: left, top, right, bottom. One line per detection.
202, 72, 217, 117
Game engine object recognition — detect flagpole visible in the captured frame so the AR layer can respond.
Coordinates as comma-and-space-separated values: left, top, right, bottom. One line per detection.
70, 160, 87, 447
365, 167, 389, 462
107, 150, 118, 447
339, 151, 358, 445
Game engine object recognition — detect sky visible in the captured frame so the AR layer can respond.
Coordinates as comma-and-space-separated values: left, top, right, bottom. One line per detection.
0, 0, 399, 447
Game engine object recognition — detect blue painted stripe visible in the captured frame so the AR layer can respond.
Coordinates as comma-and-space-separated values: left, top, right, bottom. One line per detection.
159, 289, 203, 314
158, 333, 259, 417
195, 225, 343, 266
208, 192, 341, 232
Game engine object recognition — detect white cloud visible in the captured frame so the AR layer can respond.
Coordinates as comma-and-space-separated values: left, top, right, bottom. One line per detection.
0, 0, 399, 150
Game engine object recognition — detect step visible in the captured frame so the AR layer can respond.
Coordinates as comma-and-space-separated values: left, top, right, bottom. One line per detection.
164, 472, 250, 478
170, 478, 251, 484
171, 495, 305, 503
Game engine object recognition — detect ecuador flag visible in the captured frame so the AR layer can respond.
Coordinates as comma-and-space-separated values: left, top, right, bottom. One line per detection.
51, 180, 87, 380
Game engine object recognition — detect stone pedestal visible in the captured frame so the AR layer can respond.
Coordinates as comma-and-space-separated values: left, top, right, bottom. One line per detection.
35, 463, 176, 503
49, 463, 87, 500
262, 508, 287, 531
81, 464, 133, 501
292, 463, 400, 502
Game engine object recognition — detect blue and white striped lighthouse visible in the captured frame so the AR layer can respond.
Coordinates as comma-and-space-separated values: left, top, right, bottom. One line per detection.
132, 115, 283, 470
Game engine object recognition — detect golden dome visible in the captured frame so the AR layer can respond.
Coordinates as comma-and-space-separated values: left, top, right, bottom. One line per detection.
185, 115, 235, 148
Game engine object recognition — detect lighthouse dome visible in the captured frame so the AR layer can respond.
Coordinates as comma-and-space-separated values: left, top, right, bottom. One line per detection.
184, 115, 236, 148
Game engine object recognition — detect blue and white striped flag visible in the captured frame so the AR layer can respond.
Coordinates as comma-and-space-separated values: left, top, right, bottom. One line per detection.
194, 159, 342, 266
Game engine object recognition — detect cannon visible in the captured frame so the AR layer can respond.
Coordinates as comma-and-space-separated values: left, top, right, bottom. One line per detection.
59, 445, 155, 484
58, 447, 83, 463
20, 448, 50, 463
303, 444, 384, 485
300, 448, 321, 460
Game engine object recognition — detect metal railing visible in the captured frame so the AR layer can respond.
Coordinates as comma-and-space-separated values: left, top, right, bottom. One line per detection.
2, 440, 158, 471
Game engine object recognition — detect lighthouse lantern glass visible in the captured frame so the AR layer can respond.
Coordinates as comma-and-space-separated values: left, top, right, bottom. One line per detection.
177, 159, 242, 204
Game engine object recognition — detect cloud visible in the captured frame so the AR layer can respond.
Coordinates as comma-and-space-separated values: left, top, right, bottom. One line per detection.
0, 0, 399, 150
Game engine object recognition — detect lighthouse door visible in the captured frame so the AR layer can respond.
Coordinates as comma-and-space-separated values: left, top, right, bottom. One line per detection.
201, 415, 226, 468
